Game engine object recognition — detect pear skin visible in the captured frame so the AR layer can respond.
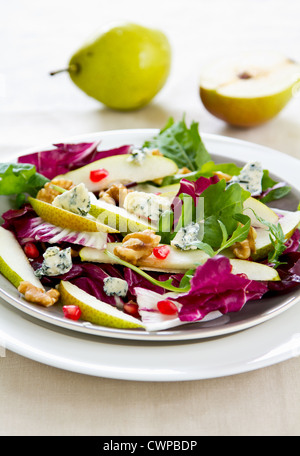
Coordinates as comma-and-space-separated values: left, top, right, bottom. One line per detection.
53, 23, 171, 111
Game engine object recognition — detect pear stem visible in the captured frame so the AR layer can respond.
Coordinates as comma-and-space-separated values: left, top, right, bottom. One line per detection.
49, 64, 78, 76
49, 68, 70, 76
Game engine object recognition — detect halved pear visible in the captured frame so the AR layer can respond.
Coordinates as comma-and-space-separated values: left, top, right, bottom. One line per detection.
199, 51, 300, 127
59, 280, 145, 329
59, 154, 178, 192
28, 197, 118, 233
252, 211, 300, 261
243, 197, 279, 228
89, 200, 156, 233
0, 227, 44, 289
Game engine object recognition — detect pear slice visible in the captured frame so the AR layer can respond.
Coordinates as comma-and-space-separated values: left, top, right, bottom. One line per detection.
199, 51, 300, 127
229, 259, 280, 281
28, 197, 118, 233
252, 211, 300, 261
80, 243, 210, 273
132, 182, 180, 197
243, 197, 279, 228
58, 280, 145, 329
89, 200, 156, 233
80, 242, 279, 280
59, 154, 178, 192
0, 227, 44, 289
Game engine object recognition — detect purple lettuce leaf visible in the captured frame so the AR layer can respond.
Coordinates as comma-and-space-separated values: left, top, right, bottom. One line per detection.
283, 229, 300, 254
13, 216, 107, 250
18, 142, 132, 180
169, 256, 268, 322
37, 262, 128, 306
266, 252, 300, 294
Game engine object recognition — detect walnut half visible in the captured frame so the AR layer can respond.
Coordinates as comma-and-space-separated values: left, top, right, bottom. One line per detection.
99, 183, 130, 208
18, 281, 60, 307
36, 178, 74, 204
114, 230, 161, 265
232, 226, 257, 260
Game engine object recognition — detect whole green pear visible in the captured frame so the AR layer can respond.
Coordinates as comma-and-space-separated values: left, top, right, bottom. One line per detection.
51, 23, 171, 110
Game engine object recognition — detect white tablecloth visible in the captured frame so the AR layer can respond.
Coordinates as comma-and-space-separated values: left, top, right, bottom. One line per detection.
0, 0, 299, 436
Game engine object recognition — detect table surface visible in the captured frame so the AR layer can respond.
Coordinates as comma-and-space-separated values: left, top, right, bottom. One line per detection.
0, 0, 300, 437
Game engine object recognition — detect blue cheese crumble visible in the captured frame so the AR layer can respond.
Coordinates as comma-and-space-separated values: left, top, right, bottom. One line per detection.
123, 191, 171, 222
229, 161, 263, 196
127, 147, 150, 165
103, 277, 128, 298
52, 183, 91, 216
35, 246, 72, 277
171, 222, 201, 250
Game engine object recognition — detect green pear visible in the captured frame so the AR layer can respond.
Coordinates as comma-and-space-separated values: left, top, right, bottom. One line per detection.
59, 281, 145, 329
28, 197, 119, 233
0, 227, 44, 289
199, 51, 300, 127
50, 23, 171, 111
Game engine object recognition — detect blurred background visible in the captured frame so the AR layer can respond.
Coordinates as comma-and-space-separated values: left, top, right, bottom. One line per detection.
1, 0, 299, 156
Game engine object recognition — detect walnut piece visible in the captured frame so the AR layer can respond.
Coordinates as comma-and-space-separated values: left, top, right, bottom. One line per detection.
151, 148, 163, 157
99, 183, 130, 208
18, 281, 60, 307
179, 167, 192, 175
232, 226, 257, 260
213, 171, 232, 182
114, 230, 161, 265
36, 178, 74, 204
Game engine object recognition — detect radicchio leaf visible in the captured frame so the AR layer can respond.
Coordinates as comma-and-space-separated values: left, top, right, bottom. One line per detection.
169, 256, 268, 322
18, 142, 132, 180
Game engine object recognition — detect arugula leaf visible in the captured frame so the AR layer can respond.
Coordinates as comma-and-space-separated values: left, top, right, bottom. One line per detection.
187, 214, 251, 257
215, 214, 251, 254
0, 162, 49, 197
247, 210, 287, 267
143, 116, 211, 172
104, 250, 191, 293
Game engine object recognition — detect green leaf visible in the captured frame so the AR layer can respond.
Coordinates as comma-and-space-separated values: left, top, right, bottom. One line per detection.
215, 214, 251, 255
247, 209, 287, 268
198, 161, 242, 178
104, 250, 191, 293
0, 163, 49, 200
144, 116, 211, 172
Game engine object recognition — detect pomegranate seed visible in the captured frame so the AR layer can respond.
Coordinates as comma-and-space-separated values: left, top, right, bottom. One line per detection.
157, 300, 178, 315
124, 301, 140, 318
24, 242, 40, 259
62, 305, 82, 321
89, 168, 109, 183
153, 245, 170, 260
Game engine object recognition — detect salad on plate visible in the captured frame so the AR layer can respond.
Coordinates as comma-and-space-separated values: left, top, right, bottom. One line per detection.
0, 117, 299, 333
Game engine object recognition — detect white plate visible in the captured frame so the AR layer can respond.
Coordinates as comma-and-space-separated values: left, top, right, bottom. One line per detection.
0, 130, 300, 380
